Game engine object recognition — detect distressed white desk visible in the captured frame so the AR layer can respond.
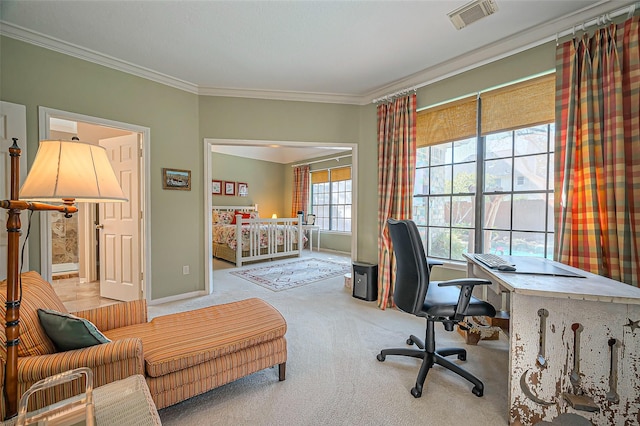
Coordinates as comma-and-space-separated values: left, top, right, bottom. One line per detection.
463, 254, 640, 425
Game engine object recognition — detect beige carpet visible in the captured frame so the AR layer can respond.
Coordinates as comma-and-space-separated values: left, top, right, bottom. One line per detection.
150, 252, 510, 425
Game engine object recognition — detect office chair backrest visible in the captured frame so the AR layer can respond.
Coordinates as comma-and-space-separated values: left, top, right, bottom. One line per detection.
387, 219, 430, 316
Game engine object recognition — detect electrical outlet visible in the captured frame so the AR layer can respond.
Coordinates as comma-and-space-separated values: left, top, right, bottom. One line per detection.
182, 265, 190, 275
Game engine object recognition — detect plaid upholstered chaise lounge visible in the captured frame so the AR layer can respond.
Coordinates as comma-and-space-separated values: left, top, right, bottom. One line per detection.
0, 272, 287, 416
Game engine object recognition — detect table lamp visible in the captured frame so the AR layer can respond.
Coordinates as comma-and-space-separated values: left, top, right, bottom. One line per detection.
1, 138, 126, 419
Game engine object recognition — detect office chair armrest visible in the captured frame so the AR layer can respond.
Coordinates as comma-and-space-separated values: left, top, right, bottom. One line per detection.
427, 258, 444, 272
438, 278, 492, 322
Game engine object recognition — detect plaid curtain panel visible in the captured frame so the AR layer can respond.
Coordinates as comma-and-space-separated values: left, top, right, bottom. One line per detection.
555, 16, 639, 287
291, 165, 310, 218
377, 94, 417, 309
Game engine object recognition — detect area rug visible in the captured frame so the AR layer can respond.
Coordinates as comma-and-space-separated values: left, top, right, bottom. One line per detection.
230, 258, 351, 291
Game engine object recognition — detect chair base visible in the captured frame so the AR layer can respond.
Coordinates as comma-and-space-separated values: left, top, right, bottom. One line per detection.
377, 334, 484, 398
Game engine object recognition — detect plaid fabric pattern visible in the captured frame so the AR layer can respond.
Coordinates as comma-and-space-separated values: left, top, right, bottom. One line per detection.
291, 165, 310, 218
555, 16, 639, 287
377, 94, 417, 309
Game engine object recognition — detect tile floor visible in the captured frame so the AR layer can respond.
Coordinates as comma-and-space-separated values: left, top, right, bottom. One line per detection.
52, 277, 120, 312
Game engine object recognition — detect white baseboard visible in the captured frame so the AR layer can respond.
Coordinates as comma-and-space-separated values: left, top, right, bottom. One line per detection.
148, 290, 207, 306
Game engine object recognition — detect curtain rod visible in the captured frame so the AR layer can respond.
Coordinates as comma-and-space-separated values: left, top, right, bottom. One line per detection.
554, 1, 638, 42
291, 154, 352, 168
372, 87, 417, 105
371, 2, 639, 105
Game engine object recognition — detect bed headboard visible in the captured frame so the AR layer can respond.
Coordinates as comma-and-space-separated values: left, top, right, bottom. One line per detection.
212, 204, 259, 224
212, 204, 258, 212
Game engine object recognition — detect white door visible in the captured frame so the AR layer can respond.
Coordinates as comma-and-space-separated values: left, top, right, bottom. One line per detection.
0, 102, 28, 281
98, 134, 140, 301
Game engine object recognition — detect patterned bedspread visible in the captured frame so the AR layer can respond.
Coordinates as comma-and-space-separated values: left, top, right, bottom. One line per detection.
212, 223, 305, 251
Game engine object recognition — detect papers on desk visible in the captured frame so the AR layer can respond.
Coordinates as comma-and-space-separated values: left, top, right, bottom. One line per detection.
501, 256, 585, 278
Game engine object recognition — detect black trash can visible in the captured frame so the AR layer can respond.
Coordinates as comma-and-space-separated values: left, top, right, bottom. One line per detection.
352, 262, 378, 301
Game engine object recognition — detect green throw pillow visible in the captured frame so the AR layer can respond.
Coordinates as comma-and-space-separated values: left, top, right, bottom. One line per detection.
37, 309, 111, 351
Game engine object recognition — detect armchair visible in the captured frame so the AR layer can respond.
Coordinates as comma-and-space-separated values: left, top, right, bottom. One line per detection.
377, 219, 496, 398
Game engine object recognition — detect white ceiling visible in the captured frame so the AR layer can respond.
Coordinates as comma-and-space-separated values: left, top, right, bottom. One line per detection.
1, 0, 634, 163
1, 0, 633, 105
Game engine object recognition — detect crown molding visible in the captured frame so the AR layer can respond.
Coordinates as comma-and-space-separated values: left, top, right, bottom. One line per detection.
365, 0, 629, 103
0, 20, 365, 104
197, 86, 364, 105
2, 0, 630, 106
0, 21, 200, 94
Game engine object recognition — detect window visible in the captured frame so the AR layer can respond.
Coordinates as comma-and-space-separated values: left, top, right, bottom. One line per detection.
482, 125, 554, 258
414, 74, 555, 261
311, 166, 352, 232
414, 138, 477, 261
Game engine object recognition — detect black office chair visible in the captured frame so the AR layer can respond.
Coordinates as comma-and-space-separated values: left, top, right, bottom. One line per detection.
377, 219, 496, 398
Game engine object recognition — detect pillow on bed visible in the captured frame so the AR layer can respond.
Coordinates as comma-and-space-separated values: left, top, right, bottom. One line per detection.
250, 211, 260, 219
216, 211, 234, 224
212, 210, 220, 224
231, 211, 252, 224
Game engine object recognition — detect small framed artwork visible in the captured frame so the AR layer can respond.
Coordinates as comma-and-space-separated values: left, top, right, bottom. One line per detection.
224, 181, 236, 196
212, 180, 222, 195
237, 182, 248, 197
162, 168, 191, 191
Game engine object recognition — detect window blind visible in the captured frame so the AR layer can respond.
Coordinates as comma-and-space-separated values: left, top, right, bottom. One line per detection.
311, 170, 329, 184
331, 166, 351, 181
480, 74, 555, 135
416, 74, 555, 145
416, 96, 477, 147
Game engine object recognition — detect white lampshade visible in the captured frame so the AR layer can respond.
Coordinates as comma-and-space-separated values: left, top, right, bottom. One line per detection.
19, 139, 127, 203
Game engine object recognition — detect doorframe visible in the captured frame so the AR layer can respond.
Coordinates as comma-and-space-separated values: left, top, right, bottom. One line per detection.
203, 138, 358, 294
1, 101, 29, 280
38, 107, 152, 301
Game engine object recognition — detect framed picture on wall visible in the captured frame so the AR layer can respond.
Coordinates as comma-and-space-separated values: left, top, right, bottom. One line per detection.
224, 181, 236, 196
237, 182, 248, 197
212, 180, 222, 195
162, 168, 191, 190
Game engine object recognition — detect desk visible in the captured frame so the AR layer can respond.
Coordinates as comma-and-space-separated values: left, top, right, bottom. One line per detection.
302, 225, 320, 251
463, 254, 640, 425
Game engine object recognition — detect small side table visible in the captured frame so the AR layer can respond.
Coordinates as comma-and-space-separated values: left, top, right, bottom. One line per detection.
3, 375, 161, 426
302, 225, 320, 251
93, 375, 161, 425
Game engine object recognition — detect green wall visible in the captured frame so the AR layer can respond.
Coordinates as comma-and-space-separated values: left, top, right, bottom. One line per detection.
1, 33, 559, 299
210, 153, 286, 218
0, 37, 202, 300
199, 96, 361, 256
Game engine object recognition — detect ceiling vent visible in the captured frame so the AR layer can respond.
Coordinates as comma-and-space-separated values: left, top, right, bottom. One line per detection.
448, 0, 498, 30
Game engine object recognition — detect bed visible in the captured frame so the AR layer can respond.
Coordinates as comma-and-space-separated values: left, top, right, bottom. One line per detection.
212, 205, 305, 267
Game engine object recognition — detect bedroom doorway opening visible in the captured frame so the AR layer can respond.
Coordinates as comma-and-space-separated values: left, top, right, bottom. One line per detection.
203, 138, 358, 294
38, 107, 152, 303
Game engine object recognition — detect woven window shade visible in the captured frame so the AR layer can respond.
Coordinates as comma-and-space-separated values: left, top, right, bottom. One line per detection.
331, 166, 351, 181
311, 170, 329, 184
481, 74, 555, 135
417, 96, 477, 147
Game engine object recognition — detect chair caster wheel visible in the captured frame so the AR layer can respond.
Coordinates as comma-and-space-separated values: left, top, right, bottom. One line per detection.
377, 353, 385, 362
411, 387, 422, 398
406, 338, 414, 345
458, 353, 466, 361
472, 386, 483, 397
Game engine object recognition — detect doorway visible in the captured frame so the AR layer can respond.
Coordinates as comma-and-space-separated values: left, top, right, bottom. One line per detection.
38, 107, 152, 302
203, 138, 358, 294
